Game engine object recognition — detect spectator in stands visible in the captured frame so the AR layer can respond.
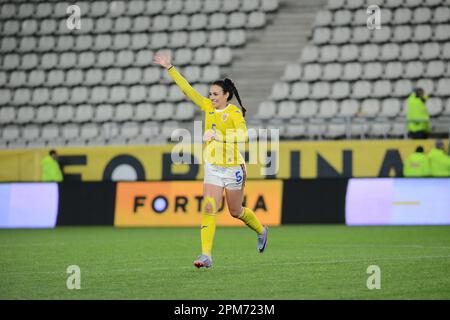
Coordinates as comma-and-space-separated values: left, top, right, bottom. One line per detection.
406, 88, 430, 139
41, 150, 63, 182
428, 140, 450, 177
403, 146, 430, 177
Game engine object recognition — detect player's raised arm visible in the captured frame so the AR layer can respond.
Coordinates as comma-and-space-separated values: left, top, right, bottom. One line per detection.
153, 52, 211, 111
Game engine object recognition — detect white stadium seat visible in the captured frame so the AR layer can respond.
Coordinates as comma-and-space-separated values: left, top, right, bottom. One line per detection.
282, 64, 302, 82
134, 103, 154, 121
255, 101, 277, 120
277, 101, 297, 119
318, 100, 338, 118
311, 82, 331, 100
113, 103, 134, 122
427, 98, 444, 116
339, 100, 359, 118
352, 81, 372, 99
301, 46, 319, 63
0, 107, 16, 125
184, 0, 202, 14
339, 44, 359, 62
299, 101, 319, 118
94, 104, 114, 123
421, 43, 440, 61
373, 80, 392, 98
380, 98, 401, 117
291, 82, 310, 100
154, 103, 174, 121
392, 79, 413, 97
173, 102, 195, 121
385, 62, 403, 80
41, 124, 59, 141
323, 63, 342, 81
55, 105, 75, 124
331, 82, 350, 99
303, 64, 322, 81
342, 62, 362, 80
362, 62, 383, 80
360, 44, 379, 62
74, 104, 94, 123
35, 106, 55, 124
380, 43, 400, 61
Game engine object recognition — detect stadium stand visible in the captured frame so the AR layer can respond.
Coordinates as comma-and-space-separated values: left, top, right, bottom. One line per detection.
257, 0, 450, 139
0, 0, 279, 148
1, 0, 449, 148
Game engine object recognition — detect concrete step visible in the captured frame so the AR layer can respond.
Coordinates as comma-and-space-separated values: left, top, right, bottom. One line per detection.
226, 0, 327, 119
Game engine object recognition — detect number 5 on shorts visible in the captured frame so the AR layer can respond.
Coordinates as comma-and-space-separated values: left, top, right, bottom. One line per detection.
235, 171, 243, 183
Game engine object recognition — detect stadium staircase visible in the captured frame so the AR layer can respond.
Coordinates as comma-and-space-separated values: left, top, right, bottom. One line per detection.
227, 0, 328, 118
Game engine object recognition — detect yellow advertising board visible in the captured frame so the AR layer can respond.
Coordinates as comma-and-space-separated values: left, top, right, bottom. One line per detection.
114, 180, 282, 227
0, 139, 446, 181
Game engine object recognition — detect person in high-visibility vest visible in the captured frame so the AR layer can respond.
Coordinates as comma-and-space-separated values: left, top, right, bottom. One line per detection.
403, 146, 430, 177
406, 88, 430, 139
428, 140, 450, 177
41, 150, 63, 182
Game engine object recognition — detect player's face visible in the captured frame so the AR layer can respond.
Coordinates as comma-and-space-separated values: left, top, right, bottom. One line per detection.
209, 85, 229, 109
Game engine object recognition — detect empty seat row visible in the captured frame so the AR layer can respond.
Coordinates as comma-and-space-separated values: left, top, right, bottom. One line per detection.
282, 120, 413, 139
243, 116, 450, 139
0, 82, 216, 105
312, 24, 450, 45
0, 11, 267, 36
301, 42, 450, 63
270, 78, 450, 101
0, 31, 246, 54
0, 102, 199, 125
0, 119, 198, 148
249, 117, 422, 139
0, 65, 221, 88
0, 0, 279, 20
256, 97, 450, 120
327, 0, 446, 11
315, 7, 450, 27
1, 30, 247, 54
282, 60, 450, 82
0, 47, 233, 71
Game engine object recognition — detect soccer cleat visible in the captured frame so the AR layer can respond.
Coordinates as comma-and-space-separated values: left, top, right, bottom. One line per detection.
257, 226, 268, 253
193, 254, 213, 268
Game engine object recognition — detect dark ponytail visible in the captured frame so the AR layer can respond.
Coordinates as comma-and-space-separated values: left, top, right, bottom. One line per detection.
213, 78, 247, 117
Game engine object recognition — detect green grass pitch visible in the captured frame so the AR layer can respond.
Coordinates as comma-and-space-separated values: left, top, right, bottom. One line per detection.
1, 225, 449, 300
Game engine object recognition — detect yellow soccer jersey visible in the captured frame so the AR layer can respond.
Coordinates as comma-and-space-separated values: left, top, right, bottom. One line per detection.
168, 66, 247, 166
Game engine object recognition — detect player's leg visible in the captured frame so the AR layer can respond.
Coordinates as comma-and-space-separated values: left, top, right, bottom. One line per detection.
200, 183, 223, 255
194, 163, 224, 268
224, 165, 268, 253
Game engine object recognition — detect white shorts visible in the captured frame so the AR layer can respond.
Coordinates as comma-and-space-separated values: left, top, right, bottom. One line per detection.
204, 162, 247, 190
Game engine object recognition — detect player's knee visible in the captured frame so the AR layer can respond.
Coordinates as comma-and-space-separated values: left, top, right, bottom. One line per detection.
229, 207, 243, 218
202, 196, 217, 214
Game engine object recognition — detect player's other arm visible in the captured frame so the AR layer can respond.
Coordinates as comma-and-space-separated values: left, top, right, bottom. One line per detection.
153, 53, 211, 111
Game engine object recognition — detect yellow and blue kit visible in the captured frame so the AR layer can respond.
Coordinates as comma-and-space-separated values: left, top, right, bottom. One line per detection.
168, 66, 248, 166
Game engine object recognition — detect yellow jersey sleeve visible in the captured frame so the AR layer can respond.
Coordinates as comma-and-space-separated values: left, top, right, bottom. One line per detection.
167, 66, 212, 112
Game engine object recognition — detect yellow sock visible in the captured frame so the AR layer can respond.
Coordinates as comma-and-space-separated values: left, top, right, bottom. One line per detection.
238, 207, 264, 235
201, 197, 217, 257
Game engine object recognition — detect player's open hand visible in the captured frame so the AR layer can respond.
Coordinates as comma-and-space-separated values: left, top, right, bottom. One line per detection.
153, 52, 172, 69
203, 130, 216, 142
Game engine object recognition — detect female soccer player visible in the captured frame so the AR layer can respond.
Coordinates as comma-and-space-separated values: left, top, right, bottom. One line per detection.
153, 53, 268, 268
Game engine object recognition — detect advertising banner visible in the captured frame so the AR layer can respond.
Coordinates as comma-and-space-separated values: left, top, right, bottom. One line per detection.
346, 178, 450, 225
115, 180, 282, 227
1, 140, 445, 182
0, 183, 59, 228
